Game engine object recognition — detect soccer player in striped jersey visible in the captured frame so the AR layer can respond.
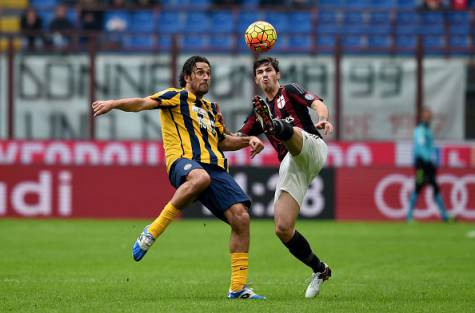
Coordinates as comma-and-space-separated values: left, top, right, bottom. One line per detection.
92, 56, 265, 299
238, 57, 334, 298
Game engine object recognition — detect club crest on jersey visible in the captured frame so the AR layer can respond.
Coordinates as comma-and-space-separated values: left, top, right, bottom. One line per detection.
304, 93, 315, 101
277, 95, 286, 109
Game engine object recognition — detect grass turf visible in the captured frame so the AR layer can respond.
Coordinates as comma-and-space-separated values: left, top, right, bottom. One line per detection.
0, 219, 474, 313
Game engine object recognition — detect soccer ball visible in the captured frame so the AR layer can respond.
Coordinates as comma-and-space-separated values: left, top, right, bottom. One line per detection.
244, 21, 277, 53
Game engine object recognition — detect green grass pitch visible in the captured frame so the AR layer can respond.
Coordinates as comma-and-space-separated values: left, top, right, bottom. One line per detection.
1, 219, 474, 313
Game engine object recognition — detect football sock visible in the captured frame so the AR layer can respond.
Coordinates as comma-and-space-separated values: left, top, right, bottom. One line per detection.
230, 252, 249, 292
407, 191, 417, 221
273, 119, 294, 141
434, 193, 449, 222
284, 230, 325, 273
148, 202, 179, 238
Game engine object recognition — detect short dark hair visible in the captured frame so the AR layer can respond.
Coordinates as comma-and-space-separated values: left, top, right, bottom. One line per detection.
179, 55, 211, 88
253, 57, 279, 76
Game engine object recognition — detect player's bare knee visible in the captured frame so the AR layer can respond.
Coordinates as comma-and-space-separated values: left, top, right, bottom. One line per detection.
275, 223, 293, 240
228, 206, 250, 230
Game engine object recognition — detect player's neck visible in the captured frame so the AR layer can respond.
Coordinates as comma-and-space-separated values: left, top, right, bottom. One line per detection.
264, 83, 280, 100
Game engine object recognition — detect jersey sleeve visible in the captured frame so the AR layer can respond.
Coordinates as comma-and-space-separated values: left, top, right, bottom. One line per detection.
238, 110, 264, 136
285, 83, 322, 107
149, 88, 181, 108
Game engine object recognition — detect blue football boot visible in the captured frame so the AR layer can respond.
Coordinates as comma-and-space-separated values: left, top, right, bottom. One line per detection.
132, 225, 155, 261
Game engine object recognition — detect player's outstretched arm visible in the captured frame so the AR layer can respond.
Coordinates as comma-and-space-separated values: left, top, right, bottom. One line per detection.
311, 99, 334, 135
92, 97, 159, 117
219, 135, 264, 159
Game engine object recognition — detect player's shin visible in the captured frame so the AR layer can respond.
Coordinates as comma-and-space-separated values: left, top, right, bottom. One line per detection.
230, 253, 249, 292
148, 202, 180, 238
284, 230, 325, 273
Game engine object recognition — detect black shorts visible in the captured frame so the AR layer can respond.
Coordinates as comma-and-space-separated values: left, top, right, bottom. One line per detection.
414, 158, 438, 192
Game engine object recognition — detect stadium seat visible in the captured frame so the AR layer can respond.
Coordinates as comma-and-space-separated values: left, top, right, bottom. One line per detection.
188, 0, 210, 8
396, 11, 419, 24
38, 9, 77, 30
342, 35, 366, 51
343, 12, 366, 24
287, 34, 312, 52
288, 12, 312, 33
211, 11, 234, 33
30, 0, 57, 9
316, 34, 336, 49
396, 24, 418, 35
129, 11, 155, 33
423, 35, 445, 51
449, 35, 470, 50
420, 12, 445, 24
264, 12, 289, 33
181, 34, 209, 51
123, 36, 154, 49
238, 11, 262, 33
368, 35, 391, 49
241, 0, 259, 7
418, 24, 444, 35
368, 11, 392, 24
346, 0, 371, 8
395, 35, 417, 51
449, 25, 470, 35
317, 24, 345, 35
317, 10, 339, 24
158, 35, 173, 50
448, 12, 470, 24
158, 11, 184, 33
208, 34, 234, 51
396, 0, 417, 8
370, 0, 394, 8
184, 12, 210, 33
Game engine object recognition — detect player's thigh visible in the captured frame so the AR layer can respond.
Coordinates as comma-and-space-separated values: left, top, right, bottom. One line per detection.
274, 191, 300, 230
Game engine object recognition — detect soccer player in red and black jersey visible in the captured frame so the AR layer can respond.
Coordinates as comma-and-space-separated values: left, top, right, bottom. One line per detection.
238, 57, 334, 298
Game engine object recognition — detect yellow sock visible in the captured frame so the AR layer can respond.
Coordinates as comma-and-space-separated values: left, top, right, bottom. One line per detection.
230, 252, 249, 292
148, 202, 179, 238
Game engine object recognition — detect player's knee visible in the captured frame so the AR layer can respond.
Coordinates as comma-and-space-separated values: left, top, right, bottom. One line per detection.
275, 223, 293, 240
228, 205, 250, 229
189, 172, 211, 193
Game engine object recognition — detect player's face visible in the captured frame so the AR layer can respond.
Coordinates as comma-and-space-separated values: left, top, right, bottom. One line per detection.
422, 109, 432, 124
186, 62, 211, 97
255, 63, 280, 93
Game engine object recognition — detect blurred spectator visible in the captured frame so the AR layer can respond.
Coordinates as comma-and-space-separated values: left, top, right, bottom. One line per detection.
452, 0, 468, 9
212, 0, 242, 6
290, 0, 313, 8
49, 4, 75, 49
134, 0, 159, 7
108, 0, 127, 8
20, 8, 44, 50
417, 0, 449, 11
259, 0, 287, 6
79, 0, 103, 44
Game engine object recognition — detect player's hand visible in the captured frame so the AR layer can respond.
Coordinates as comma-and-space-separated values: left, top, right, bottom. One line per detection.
315, 120, 334, 135
92, 100, 116, 117
248, 136, 264, 159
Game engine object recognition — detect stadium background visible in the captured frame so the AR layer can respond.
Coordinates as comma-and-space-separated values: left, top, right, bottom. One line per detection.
1, 0, 474, 221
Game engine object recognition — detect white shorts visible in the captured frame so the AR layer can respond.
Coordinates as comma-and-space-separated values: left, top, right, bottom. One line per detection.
274, 130, 328, 207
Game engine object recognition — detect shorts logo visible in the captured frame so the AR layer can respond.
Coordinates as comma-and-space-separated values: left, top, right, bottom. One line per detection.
304, 93, 315, 101
184, 163, 192, 171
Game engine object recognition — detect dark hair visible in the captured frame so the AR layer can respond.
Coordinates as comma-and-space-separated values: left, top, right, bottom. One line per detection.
179, 55, 211, 88
253, 57, 279, 76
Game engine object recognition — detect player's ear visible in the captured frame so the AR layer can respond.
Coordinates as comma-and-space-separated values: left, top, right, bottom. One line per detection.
276, 71, 281, 81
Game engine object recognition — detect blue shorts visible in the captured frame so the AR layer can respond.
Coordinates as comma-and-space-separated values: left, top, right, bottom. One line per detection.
169, 158, 251, 222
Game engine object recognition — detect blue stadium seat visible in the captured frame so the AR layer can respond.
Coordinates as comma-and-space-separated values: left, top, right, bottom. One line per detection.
317, 24, 345, 34
396, 11, 419, 24
287, 34, 312, 52
396, 0, 417, 8
158, 35, 173, 50
342, 35, 366, 51
448, 12, 470, 24
316, 34, 336, 49
317, 10, 339, 24
449, 36, 470, 50
158, 11, 184, 33
39, 9, 77, 30
370, 0, 394, 8
288, 12, 312, 33
264, 12, 289, 33
30, 0, 58, 9
208, 34, 234, 51
420, 12, 445, 24
343, 12, 365, 24
368, 35, 391, 49
423, 35, 445, 50
181, 34, 209, 51
211, 11, 234, 33
396, 25, 418, 35
367, 25, 391, 35
188, 0, 211, 7
418, 24, 444, 35
129, 11, 155, 33
395, 35, 417, 50
346, 0, 371, 8
238, 11, 262, 33
184, 12, 210, 33
449, 25, 470, 35
123, 36, 154, 49
368, 11, 392, 23
241, 0, 259, 7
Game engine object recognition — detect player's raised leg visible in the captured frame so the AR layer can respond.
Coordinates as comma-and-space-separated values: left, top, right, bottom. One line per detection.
132, 166, 210, 261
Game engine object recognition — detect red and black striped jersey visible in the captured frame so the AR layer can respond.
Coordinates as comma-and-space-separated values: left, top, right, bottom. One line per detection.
238, 83, 322, 161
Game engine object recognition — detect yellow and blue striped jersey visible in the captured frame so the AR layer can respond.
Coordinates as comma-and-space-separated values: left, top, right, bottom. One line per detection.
149, 88, 228, 173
